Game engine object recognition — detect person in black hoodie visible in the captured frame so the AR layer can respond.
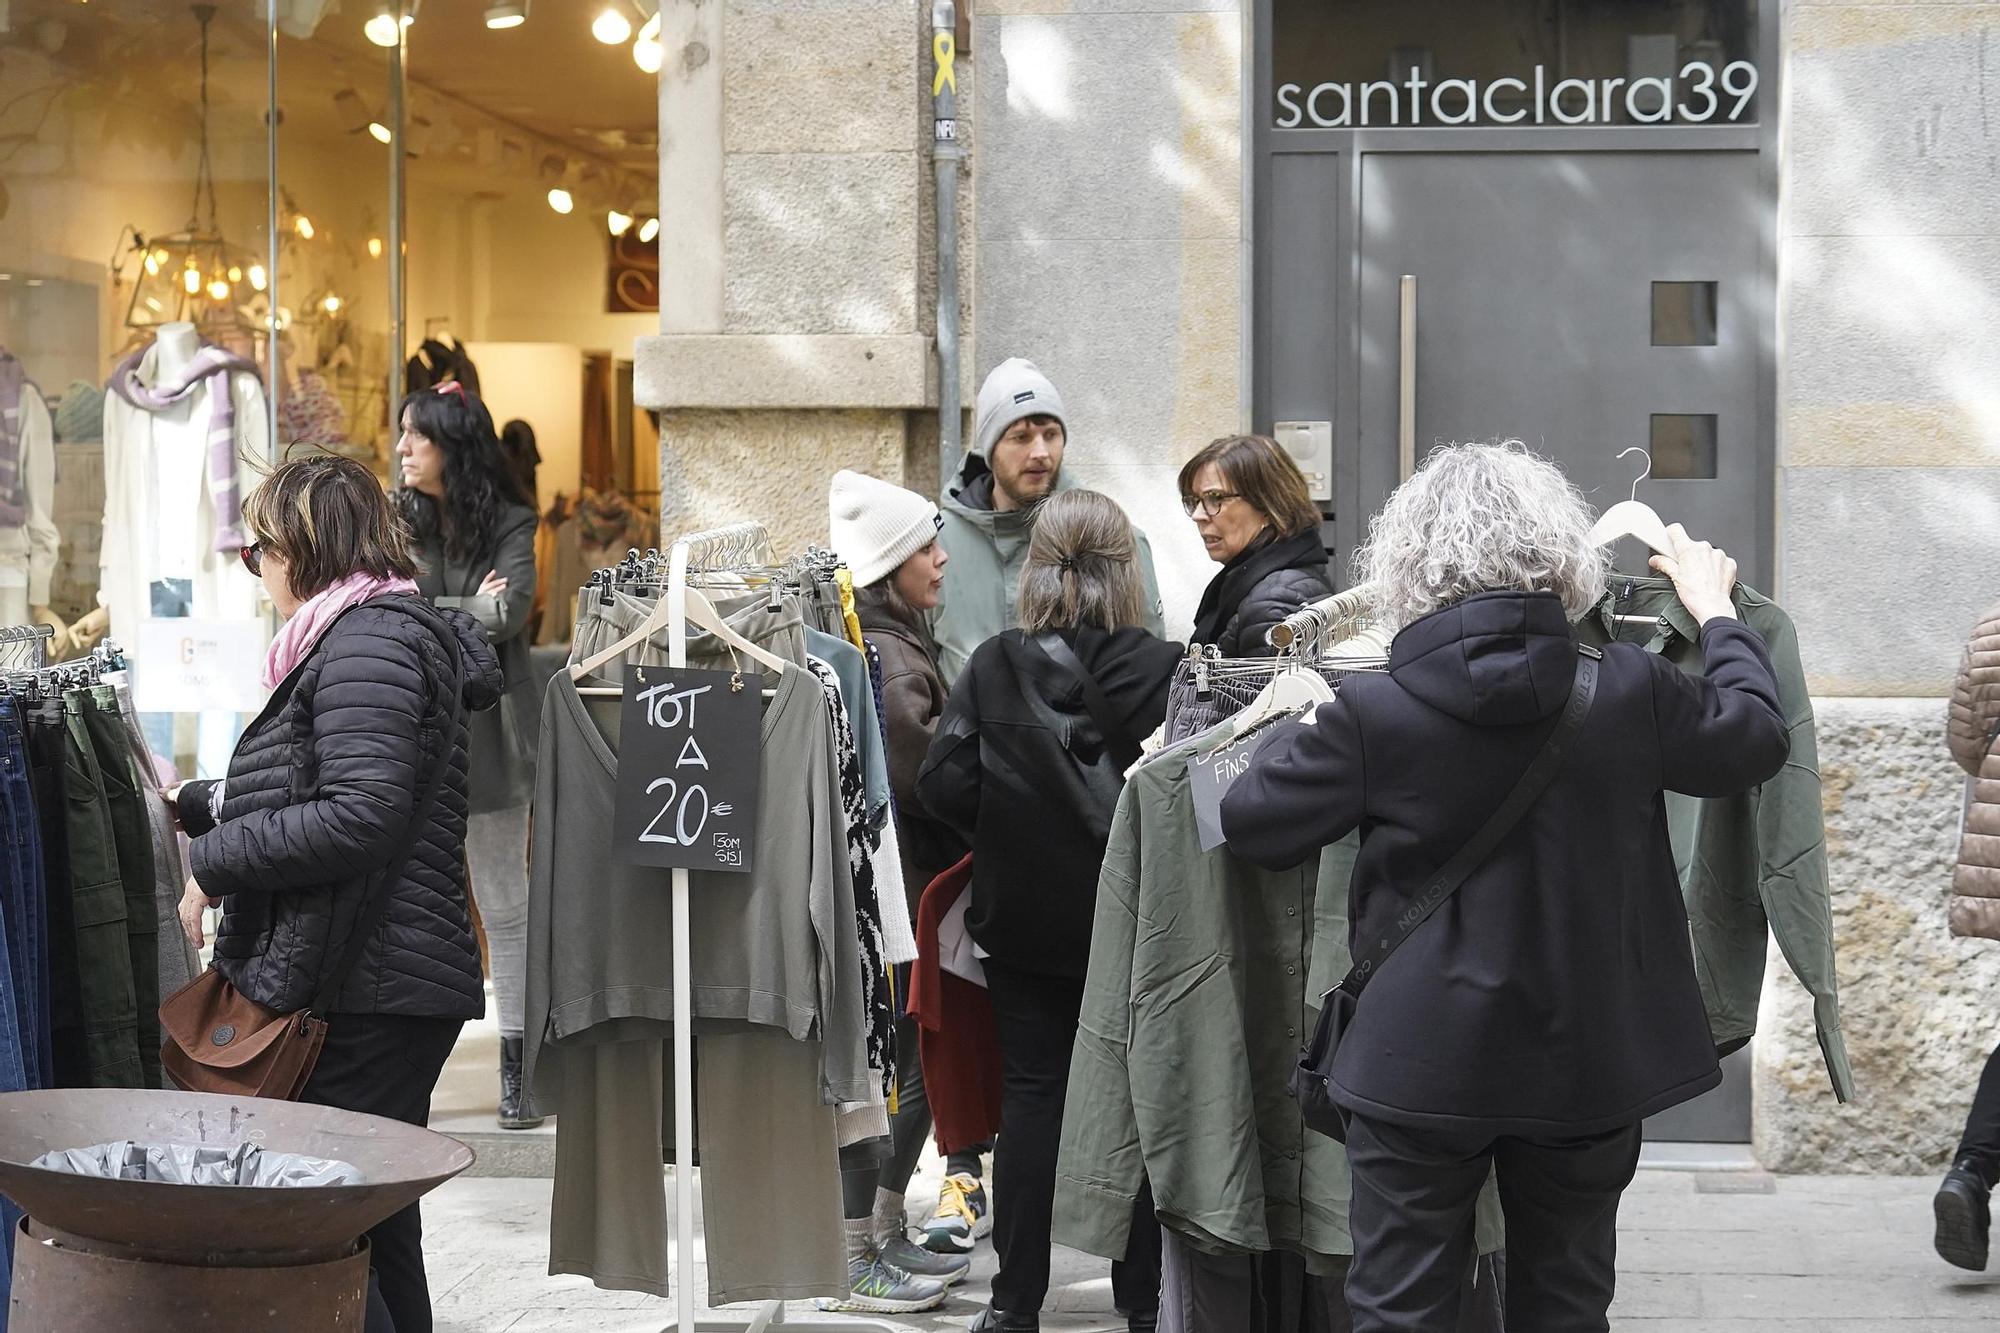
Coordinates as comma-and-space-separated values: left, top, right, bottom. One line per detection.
1220, 443, 1790, 1333
919, 489, 1180, 1333
1181, 433, 1334, 656
171, 456, 498, 1333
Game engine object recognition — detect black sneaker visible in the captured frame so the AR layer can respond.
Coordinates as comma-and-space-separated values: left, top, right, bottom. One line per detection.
1934, 1156, 1991, 1271
499, 1035, 545, 1131
968, 1306, 1039, 1333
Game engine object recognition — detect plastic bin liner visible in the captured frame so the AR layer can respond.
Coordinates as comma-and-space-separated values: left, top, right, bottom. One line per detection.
29, 1141, 365, 1187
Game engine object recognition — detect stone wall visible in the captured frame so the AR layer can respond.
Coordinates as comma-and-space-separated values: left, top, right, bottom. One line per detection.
973, 0, 1246, 632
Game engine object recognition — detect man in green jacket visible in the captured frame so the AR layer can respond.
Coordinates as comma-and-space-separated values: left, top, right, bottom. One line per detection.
932, 358, 1165, 682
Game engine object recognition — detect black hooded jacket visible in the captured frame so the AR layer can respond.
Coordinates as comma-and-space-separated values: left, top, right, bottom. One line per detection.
1220, 589, 1790, 1135
1189, 528, 1335, 657
182, 595, 502, 1019
918, 625, 1181, 978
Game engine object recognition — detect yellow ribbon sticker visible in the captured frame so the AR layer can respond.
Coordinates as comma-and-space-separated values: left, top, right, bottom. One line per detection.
933, 32, 957, 97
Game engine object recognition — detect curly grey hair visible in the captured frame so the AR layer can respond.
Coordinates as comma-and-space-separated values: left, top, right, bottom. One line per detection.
1355, 441, 1609, 631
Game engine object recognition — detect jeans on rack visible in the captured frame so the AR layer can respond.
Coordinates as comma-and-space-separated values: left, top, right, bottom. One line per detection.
78, 686, 161, 1088
22, 698, 69, 1090
57, 691, 141, 1089
0, 697, 43, 1088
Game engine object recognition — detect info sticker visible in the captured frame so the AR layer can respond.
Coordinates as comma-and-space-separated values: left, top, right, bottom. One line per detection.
611, 664, 761, 874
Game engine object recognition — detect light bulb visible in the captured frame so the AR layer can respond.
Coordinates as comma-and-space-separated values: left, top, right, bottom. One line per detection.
183, 268, 202, 295
638, 216, 659, 243
547, 188, 575, 215
485, 1, 528, 27
152, 247, 170, 265
323, 294, 343, 314
364, 13, 399, 45
591, 6, 631, 44
607, 210, 633, 237
248, 264, 268, 292
633, 34, 661, 73
207, 278, 230, 301
368, 237, 384, 259
227, 265, 243, 282
142, 253, 161, 276
294, 215, 315, 239
369, 121, 392, 144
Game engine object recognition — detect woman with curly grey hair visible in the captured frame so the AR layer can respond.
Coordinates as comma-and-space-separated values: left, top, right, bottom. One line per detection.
1221, 442, 1790, 1332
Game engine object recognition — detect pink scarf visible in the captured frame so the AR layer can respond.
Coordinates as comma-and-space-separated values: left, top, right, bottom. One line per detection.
263, 572, 423, 688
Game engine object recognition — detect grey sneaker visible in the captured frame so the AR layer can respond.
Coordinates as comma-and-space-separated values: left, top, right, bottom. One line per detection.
815, 1250, 949, 1314
881, 1231, 972, 1285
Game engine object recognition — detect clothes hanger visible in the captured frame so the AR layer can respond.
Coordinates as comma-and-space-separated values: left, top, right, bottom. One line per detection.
1198, 649, 1336, 753
570, 580, 788, 690
1587, 447, 1674, 558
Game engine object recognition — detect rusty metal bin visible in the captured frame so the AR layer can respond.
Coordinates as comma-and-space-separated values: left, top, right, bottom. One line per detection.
0, 1088, 473, 1331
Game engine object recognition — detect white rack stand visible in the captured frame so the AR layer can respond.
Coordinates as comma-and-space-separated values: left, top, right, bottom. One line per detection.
660, 528, 896, 1333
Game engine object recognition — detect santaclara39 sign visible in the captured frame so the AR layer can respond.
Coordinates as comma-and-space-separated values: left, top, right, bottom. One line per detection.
1276, 61, 1760, 128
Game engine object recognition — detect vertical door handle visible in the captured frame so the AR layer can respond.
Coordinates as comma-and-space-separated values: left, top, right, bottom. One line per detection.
1398, 275, 1417, 483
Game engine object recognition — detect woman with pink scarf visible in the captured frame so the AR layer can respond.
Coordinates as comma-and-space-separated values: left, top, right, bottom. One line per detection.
169, 455, 501, 1333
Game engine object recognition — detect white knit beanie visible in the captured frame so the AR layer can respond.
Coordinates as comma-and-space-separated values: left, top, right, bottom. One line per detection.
829, 470, 942, 587
974, 357, 1067, 461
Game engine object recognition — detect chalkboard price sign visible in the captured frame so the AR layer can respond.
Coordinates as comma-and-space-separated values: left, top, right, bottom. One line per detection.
612, 664, 762, 873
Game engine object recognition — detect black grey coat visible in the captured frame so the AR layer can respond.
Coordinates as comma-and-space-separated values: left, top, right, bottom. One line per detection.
413, 501, 539, 813
182, 595, 501, 1019
1221, 590, 1790, 1136
1189, 529, 1335, 658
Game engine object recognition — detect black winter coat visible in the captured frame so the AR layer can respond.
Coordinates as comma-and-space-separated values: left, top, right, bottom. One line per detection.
183, 595, 502, 1019
1220, 590, 1789, 1136
1189, 529, 1335, 657
917, 625, 1180, 979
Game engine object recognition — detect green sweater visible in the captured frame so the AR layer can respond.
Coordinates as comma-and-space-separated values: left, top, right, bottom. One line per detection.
1578, 576, 1854, 1102
1053, 735, 1503, 1268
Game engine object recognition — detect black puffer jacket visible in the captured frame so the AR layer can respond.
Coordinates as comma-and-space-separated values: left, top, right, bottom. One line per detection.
917, 625, 1180, 979
182, 595, 501, 1019
1188, 529, 1335, 657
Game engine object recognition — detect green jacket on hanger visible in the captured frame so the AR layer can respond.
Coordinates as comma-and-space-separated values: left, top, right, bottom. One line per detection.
1578, 576, 1854, 1102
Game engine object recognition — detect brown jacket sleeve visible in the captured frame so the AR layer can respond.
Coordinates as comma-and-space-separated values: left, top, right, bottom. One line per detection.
877, 637, 945, 817
1948, 601, 2000, 776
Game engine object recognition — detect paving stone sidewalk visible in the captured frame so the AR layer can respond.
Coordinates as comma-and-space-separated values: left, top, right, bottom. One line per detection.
420, 1164, 2000, 1332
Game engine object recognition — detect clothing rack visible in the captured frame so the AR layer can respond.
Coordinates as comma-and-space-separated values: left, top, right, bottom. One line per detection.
653, 521, 895, 1333
2, 638, 127, 699
1266, 582, 1380, 653
0, 625, 55, 673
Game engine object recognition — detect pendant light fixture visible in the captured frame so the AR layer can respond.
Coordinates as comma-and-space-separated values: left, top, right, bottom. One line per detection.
591, 3, 633, 45
637, 216, 659, 244
365, 0, 419, 47
632, 11, 662, 73
606, 210, 633, 237
112, 4, 260, 336
485, 1, 529, 28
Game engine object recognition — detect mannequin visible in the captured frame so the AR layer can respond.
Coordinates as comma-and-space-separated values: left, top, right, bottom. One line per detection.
92, 322, 268, 776
0, 347, 64, 637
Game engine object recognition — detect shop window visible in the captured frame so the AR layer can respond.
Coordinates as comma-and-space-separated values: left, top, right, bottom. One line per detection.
1651, 281, 1717, 346
1272, 0, 1762, 129
1649, 414, 1718, 479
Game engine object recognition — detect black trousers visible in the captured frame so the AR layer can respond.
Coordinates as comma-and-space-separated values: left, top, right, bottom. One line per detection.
300, 1012, 464, 1333
1957, 1036, 2000, 1182
984, 958, 1160, 1316
1158, 1229, 1505, 1333
1344, 1113, 1641, 1333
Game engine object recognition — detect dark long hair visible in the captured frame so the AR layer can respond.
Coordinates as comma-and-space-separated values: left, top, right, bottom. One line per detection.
394, 385, 529, 563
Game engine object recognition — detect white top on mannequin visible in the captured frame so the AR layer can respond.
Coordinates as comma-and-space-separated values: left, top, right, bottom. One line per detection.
0, 379, 61, 608
98, 321, 268, 633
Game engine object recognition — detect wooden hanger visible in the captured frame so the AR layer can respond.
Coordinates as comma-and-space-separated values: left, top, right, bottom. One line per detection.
1588, 447, 1674, 557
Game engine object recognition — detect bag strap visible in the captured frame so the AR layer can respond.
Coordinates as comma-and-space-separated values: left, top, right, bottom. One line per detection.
1341, 645, 1600, 999
307, 621, 466, 1016
1032, 631, 1144, 771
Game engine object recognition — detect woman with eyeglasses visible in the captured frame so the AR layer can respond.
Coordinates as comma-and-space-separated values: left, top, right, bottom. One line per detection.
1180, 434, 1334, 657
393, 381, 543, 1130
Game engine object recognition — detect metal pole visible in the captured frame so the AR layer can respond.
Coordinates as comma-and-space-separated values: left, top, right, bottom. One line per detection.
387, 6, 408, 429
1397, 275, 1416, 482
931, 1, 963, 492
265, 0, 280, 461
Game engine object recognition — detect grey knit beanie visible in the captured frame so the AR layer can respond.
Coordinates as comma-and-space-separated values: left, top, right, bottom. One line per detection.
974, 358, 1066, 461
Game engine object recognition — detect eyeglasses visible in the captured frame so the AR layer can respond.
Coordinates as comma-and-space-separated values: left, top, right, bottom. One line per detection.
239, 541, 264, 577
1181, 490, 1241, 518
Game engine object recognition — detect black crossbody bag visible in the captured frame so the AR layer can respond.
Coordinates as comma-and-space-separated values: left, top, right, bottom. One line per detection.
1291, 646, 1601, 1142
1031, 631, 1145, 771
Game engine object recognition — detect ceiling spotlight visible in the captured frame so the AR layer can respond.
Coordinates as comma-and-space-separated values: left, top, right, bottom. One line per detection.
484, 1, 528, 28
294, 215, 316, 240
364, 2, 416, 47
591, 5, 631, 45
633, 15, 662, 75
368, 121, 392, 144
638, 216, 659, 243
607, 210, 633, 237
547, 188, 575, 215
322, 294, 344, 315
368, 236, 384, 259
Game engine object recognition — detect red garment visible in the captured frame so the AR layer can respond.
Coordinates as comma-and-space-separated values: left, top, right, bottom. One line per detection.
908, 854, 1003, 1155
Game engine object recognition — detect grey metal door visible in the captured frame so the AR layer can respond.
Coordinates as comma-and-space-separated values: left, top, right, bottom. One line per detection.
1354, 148, 1766, 1141
1355, 147, 1770, 589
